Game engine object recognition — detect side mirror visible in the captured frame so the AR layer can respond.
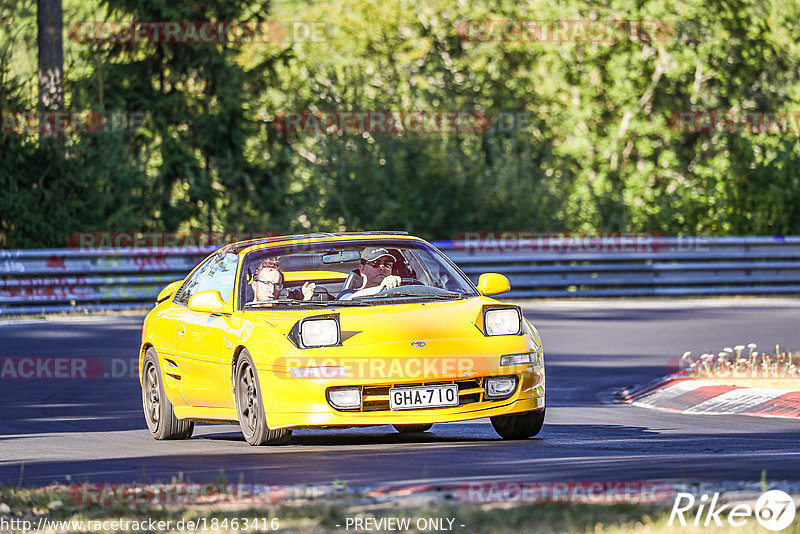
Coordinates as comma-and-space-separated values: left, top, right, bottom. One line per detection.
476, 273, 510, 296
188, 290, 229, 314
156, 280, 183, 302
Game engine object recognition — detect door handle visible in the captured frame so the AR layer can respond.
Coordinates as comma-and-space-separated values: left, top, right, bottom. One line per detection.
177, 324, 186, 337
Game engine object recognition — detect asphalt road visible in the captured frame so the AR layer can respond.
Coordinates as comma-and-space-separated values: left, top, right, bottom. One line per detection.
2, 298, 800, 489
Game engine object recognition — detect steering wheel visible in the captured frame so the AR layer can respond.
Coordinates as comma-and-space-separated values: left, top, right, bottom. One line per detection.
399, 277, 424, 286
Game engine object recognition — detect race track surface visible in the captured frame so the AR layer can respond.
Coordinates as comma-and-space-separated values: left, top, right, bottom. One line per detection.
2, 298, 800, 488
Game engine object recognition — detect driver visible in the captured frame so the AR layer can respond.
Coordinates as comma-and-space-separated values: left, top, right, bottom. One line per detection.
339, 248, 401, 299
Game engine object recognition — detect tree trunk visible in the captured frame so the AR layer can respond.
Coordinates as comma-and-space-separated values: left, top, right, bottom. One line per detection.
37, 0, 64, 139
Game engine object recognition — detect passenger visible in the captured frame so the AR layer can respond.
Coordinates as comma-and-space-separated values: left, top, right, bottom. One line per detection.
339, 248, 401, 299
250, 260, 314, 301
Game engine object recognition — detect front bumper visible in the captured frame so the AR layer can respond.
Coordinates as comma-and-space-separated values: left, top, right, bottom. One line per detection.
257, 365, 545, 429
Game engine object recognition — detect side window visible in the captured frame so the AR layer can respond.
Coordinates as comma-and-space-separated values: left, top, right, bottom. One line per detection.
173, 256, 215, 305
406, 249, 440, 287
408, 248, 461, 291
174, 253, 239, 305
191, 253, 239, 303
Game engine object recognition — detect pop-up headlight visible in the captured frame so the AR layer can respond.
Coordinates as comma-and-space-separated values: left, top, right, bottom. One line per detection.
288, 314, 341, 348
476, 305, 522, 336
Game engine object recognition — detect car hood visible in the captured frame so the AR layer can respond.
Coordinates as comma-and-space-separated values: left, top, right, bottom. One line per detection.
242, 296, 501, 344
240, 297, 540, 380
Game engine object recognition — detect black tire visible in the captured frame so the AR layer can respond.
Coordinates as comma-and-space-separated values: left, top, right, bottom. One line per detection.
234, 350, 291, 446
141, 348, 194, 440
393, 423, 433, 433
490, 408, 545, 440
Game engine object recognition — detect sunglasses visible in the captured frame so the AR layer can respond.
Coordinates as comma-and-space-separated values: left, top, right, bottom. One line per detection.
367, 259, 395, 268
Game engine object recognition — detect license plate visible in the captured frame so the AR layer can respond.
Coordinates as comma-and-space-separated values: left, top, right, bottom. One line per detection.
389, 384, 459, 410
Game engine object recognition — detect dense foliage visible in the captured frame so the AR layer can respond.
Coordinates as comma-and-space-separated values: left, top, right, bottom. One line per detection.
2, 0, 800, 248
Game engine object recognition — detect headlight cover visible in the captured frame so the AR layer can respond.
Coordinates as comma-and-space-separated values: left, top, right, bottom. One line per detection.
288, 313, 342, 348
478, 306, 522, 336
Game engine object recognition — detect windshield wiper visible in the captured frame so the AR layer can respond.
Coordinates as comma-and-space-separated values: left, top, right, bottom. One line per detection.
245, 299, 370, 308
365, 291, 465, 300
246, 299, 321, 308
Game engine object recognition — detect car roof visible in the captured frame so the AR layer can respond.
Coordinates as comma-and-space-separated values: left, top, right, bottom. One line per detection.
221, 231, 421, 255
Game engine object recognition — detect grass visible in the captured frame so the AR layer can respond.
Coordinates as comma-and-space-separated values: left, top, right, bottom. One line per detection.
0, 484, 792, 533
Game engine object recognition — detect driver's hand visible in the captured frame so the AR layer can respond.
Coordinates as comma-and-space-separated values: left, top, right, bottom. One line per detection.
302, 282, 316, 301
380, 275, 401, 290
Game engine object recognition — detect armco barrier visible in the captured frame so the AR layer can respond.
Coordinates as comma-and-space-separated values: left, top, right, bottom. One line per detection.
1, 237, 800, 314
438, 236, 800, 298
0, 247, 215, 314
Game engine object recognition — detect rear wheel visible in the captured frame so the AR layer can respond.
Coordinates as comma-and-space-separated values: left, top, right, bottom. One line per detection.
490, 409, 545, 440
393, 423, 433, 433
141, 348, 194, 440
235, 350, 291, 446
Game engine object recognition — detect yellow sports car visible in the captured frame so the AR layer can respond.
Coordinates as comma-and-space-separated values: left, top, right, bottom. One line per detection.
139, 232, 545, 445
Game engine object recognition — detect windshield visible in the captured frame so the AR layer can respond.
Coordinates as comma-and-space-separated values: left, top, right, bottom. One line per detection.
238, 240, 477, 308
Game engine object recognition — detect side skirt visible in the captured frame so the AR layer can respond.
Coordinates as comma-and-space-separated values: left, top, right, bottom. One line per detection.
174, 406, 238, 423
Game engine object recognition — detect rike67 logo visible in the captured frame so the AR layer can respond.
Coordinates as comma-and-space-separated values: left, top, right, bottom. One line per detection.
669, 490, 796, 530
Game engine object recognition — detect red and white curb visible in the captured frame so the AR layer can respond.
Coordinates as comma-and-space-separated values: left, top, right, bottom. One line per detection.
620, 375, 800, 418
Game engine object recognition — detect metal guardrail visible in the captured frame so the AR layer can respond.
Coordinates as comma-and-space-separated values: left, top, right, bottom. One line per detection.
2, 237, 800, 314
0, 247, 215, 314
438, 236, 800, 298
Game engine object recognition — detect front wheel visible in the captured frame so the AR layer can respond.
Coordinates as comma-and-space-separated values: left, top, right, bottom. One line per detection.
393, 423, 433, 433
490, 409, 545, 440
234, 350, 291, 446
141, 348, 194, 440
